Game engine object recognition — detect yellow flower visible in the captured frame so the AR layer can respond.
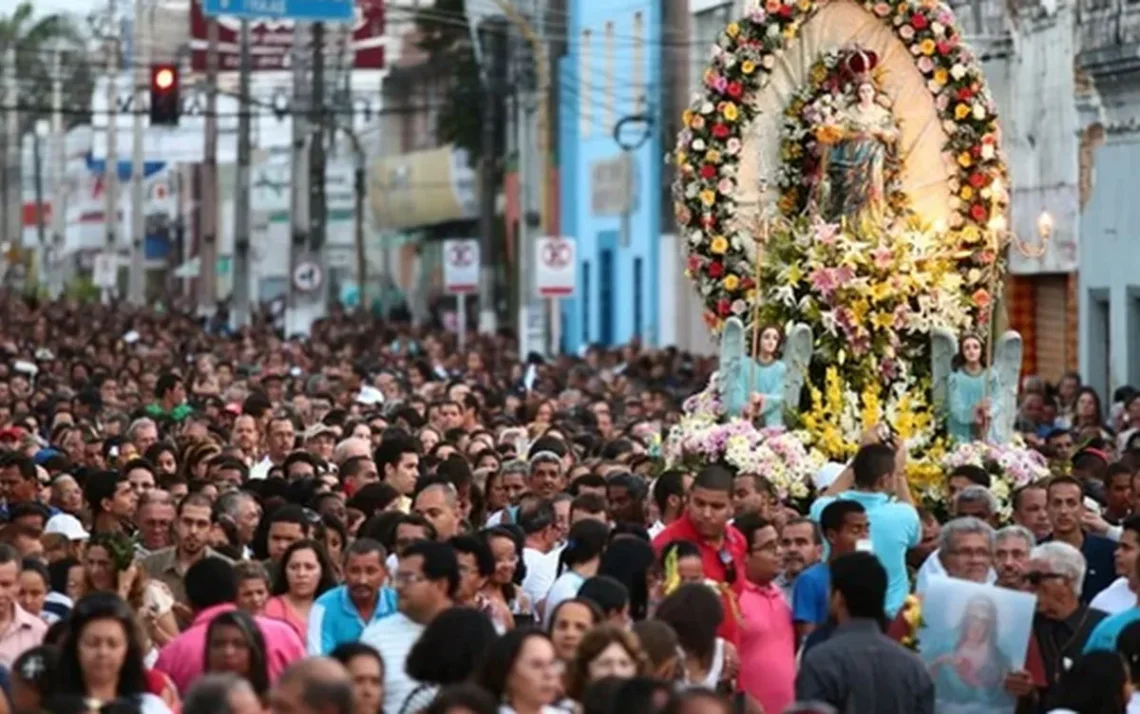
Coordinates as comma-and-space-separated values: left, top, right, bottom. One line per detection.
850, 299, 870, 323
682, 109, 694, 127
699, 189, 716, 207
675, 151, 688, 168
705, 149, 721, 164
741, 59, 756, 75
919, 39, 936, 55
726, 22, 740, 38
710, 235, 729, 254
722, 102, 739, 122
811, 64, 828, 84
868, 282, 891, 303
960, 185, 975, 200
785, 264, 803, 285
954, 103, 971, 120
745, 288, 758, 302
960, 225, 981, 243
797, 0, 813, 10
933, 68, 949, 85
783, 24, 797, 41
957, 152, 973, 168
871, 311, 894, 330
722, 274, 740, 291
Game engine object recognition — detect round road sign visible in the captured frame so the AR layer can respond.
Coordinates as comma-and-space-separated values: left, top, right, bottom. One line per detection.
293, 261, 323, 293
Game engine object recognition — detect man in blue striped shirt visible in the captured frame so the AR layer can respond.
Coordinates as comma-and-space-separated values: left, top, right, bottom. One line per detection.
307, 538, 396, 656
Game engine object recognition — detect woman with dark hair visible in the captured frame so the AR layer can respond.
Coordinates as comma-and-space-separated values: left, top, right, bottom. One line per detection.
80, 532, 179, 661
11, 645, 58, 713
398, 607, 498, 714
54, 593, 173, 713
1075, 386, 1115, 441
476, 628, 561, 713
482, 527, 533, 626
423, 684, 498, 714
142, 443, 178, 478
204, 609, 270, 703
331, 642, 386, 714
599, 536, 656, 621
1046, 650, 1129, 713
264, 539, 337, 641
322, 513, 349, 579
548, 598, 603, 665
655, 584, 736, 693
543, 520, 609, 627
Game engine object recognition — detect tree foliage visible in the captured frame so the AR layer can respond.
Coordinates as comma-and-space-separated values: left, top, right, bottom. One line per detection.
415, 0, 487, 166
0, 2, 94, 131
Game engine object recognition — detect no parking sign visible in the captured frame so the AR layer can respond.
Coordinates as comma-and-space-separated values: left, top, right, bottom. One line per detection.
535, 236, 576, 298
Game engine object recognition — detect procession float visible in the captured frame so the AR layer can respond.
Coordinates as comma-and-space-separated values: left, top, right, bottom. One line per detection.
663, 0, 1052, 511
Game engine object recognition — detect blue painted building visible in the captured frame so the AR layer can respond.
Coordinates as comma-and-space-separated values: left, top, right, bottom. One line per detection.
558, 0, 663, 352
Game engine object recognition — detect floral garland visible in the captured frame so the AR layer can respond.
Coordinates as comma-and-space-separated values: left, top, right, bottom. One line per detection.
776, 52, 909, 218
664, 375, 825, 500
939, 437, 1052, 516
755, 217, 972, 384
672, 0, 1008, 332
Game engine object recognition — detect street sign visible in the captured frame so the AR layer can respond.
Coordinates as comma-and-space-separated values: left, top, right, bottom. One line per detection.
93, 253, 118, 289
293, 261, 323, 293
202, 0, 354, 21
536, 236, 576, 298
443, 239, 479, 295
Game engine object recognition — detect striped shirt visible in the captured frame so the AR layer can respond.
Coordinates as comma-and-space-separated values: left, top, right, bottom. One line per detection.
360, 611, 424, 714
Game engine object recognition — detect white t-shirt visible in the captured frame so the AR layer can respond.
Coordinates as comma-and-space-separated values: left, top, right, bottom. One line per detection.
1091, 576, 1137, 615
360, 611, 425, 714
248, 456, 275, 481
140, 694, 174, 714
1129, 691, 1140, 714
542, 570, 586, 627
521, 548, 558, 606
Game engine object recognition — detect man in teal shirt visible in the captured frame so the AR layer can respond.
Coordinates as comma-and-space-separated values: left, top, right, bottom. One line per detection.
810, 439, 919, 617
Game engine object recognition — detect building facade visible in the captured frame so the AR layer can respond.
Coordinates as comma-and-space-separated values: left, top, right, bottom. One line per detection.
558, 0, 663, 351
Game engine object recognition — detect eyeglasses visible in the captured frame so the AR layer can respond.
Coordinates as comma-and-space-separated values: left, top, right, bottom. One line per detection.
1025, 571, 1066, 587
392, 572, 428, 587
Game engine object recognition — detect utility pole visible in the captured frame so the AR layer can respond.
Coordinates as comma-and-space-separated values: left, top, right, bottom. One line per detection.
286, 23, 311, 335
309, 22, 327, 285
199, 18, 219, 316
2, 43, 18, 257
127, 0, 149, 305
31, 128, 45, 290
102, 0, 120, 303
477, 18, 508, 335
232, 19, 252, 328
49, 44, 66, 298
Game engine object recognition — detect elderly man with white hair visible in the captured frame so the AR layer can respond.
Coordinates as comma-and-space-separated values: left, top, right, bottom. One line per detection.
1029, 541, 1105, 687
914, 488, 1000, 592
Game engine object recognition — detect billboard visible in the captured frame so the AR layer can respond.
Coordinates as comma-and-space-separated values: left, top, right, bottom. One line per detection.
188, 0, 385, 72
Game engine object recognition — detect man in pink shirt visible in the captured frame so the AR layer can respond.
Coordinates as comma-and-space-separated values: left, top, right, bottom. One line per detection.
155, 556, 305, 694
0, 544, 44, 667
734, 513, 796, 714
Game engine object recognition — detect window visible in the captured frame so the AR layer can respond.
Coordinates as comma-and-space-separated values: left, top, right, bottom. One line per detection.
632, 12, 645, 114
579, 29, 592, 137
604, 21, 615, 134
582, 261, 591, 343
633, 257, 644, 337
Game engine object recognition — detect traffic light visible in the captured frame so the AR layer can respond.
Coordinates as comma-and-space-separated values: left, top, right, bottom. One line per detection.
149, 64, 180, 126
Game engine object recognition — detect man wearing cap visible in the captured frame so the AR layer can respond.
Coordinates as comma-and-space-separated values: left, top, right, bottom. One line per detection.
304, 424, 338, 464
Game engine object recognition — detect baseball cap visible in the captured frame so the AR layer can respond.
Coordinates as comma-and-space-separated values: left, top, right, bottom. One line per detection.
304, 423, 338, 441
44, 513, 90, 542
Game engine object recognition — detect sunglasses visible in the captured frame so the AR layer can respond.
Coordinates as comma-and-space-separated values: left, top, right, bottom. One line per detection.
1025, 571, 1066, 586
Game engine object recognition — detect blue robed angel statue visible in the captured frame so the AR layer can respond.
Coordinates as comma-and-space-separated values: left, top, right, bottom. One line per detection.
932, 327, 1023, 444
718, 317, 814, 425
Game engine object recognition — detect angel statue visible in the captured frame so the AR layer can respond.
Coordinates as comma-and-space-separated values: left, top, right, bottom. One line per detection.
815, 49, 899, 226
718, 317, 814, 426
931, 328, 1024, 444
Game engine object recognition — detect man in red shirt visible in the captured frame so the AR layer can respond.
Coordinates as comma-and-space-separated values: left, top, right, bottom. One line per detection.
653, 464, 747, 643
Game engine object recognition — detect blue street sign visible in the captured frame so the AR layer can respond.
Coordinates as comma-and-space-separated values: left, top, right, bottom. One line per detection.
201, 0, 354, 22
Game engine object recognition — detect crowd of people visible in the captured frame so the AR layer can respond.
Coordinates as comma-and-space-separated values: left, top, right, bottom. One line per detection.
0, 295, 1136, 714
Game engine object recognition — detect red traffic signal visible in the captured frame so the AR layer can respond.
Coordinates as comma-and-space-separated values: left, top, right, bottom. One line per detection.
149, 64, 180, 126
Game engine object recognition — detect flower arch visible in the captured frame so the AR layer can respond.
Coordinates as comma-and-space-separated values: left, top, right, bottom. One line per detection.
672, 0, 1009, 331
